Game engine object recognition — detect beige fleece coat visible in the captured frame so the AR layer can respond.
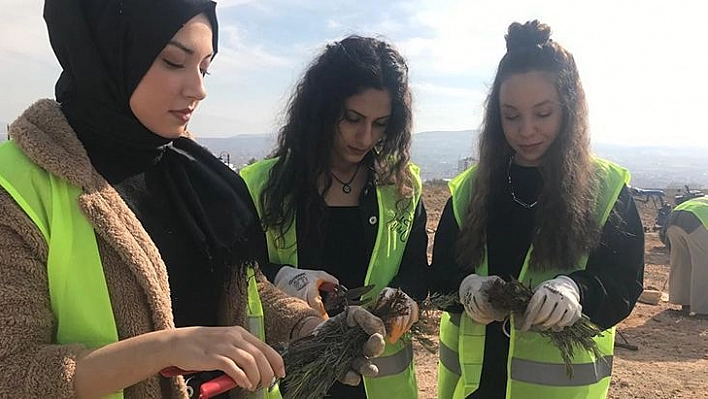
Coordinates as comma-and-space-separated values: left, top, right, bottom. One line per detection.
0, 100, 318, 398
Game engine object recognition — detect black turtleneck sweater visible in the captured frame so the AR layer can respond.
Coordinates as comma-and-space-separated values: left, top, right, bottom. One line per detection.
430, 163, 645, 398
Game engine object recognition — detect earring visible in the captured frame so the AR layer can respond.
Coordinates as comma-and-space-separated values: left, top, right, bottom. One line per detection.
374, 140, 384, 155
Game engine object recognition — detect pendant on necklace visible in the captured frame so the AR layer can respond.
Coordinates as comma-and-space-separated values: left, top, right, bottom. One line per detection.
331, 162, 361, 195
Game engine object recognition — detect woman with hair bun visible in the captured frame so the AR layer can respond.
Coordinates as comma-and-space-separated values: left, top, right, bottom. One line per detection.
432, 20, 644, 398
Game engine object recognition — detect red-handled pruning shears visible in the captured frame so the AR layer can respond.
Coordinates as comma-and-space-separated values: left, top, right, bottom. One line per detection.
160, 367, 236, 399
319, 282, 376, 316
160, 367, 279, 398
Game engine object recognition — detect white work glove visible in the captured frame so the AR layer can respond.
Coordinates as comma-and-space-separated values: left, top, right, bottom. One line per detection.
314, 306, 386, 386
520, 275, 582, 332
377, 287, 419, 344
459, 274, 508, 325
274, 266, 338, 318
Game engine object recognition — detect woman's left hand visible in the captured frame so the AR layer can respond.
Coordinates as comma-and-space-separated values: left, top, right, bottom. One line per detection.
314, 306, 386, 386
378, 287, 419, 344
520, 276, 582, 331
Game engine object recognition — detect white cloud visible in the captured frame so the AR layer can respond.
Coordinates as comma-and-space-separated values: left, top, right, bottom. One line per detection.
215, 0, 259, 8
411, 82, 488, 132
413, 82, 483, 99
395, 0, 708, 144
0, 1, 60, 122
0, 1, 48, 56
327, 19, 342, 29
2, 0, 706, 144
216, 25, 295, 74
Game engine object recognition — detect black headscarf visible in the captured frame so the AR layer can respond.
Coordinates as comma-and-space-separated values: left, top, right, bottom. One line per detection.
44, 0, 218, 180
43, 0, 255, 273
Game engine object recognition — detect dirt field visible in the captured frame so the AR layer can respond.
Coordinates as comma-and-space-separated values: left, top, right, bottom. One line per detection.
413, 183, 708, 399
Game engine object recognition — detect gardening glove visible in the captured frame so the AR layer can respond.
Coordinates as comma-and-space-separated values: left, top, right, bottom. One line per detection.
520, 275, 582, 332
378, 287, 419, 344
314, 306, 386, 386
459, 274, 508, 325
274, 266, 338, 318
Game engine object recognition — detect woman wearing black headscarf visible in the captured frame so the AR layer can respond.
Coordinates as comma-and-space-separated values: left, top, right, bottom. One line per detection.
0, 1, 386, 398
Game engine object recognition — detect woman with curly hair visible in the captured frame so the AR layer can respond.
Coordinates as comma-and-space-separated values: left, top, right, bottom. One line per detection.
432, 20, 644, 398
240, 35, 427, 399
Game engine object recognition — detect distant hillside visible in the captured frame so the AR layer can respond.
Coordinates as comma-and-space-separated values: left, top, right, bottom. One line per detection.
195, 130, 707, 189
592, 143, 708, 189
409, 130, 479, 180
3, 128, 703, 189
197, 135, 276, 166
195, 130, 481, 180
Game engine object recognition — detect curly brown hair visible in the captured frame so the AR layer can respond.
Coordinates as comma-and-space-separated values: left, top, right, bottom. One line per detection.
456, 20, 601, 272
260, 35, 414, 241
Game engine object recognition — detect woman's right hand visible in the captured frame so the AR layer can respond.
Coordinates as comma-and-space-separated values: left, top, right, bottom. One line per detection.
459, 274, 508, 325
273, 266, 339, 317
166, 326, 285, 391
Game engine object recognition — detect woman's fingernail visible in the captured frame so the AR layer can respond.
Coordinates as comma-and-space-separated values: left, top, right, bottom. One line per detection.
268, 376, 279, 391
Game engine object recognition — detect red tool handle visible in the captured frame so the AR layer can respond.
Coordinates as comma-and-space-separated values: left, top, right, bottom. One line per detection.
160, 366, 197, 377
199, 374, 239, 399
319, 281, 337, 292
160, 367, 239, 398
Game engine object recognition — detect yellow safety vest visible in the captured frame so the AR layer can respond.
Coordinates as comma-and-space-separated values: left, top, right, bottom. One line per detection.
0, 141, 268, 399
0, 141, 122, 399
673, 196, 708, 228
438, 157, 629, 399
240, 158, 422, 399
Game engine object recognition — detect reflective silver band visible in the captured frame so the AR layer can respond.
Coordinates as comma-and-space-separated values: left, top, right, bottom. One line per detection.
439, 340, 462, 376
371, 341, 414, 377
247, 316, 262, 338
449, 312, 461, 327
510, 356, 613, 386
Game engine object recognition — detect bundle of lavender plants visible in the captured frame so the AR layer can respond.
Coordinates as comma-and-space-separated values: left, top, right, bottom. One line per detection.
277, 289, 412, 399
484, 278, 606, 378
408, 292, 460, 353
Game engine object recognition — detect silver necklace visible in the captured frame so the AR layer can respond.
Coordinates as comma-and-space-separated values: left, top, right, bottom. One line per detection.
507, 156, 538, 209
331, 162, 361, 194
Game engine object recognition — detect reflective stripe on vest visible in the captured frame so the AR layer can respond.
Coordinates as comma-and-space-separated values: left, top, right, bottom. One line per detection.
240, 158, 422, 399
438, 157, 629, 399
247, 268, 265, 340
0, 141, 122, 399
510, 355, 613, 387
244, 252, 281, 399
439, 338, 461, 376
371, 339, 414, 375
673, 197, 708, 228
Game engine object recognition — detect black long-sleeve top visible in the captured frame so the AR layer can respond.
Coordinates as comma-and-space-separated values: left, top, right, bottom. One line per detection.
252, 174, 430, 399
430, 163, 645, 399
257, 176, 431, 301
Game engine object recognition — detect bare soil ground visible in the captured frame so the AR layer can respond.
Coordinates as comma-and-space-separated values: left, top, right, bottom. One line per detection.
413, 183, 708, 399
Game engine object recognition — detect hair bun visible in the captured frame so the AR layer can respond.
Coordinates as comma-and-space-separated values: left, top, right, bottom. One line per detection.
505, 20, 552, 53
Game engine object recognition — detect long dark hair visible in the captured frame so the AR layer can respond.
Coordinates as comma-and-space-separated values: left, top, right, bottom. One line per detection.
457, 20, 601, 271
260, 35, 414, 241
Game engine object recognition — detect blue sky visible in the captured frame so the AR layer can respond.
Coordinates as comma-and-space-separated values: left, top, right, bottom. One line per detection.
1, 0, 706, 147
